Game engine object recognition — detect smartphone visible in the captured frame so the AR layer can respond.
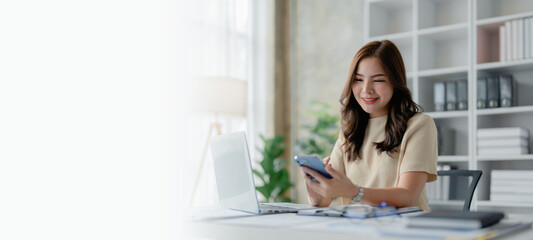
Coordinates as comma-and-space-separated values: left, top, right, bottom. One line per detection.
293, 155, 333, 182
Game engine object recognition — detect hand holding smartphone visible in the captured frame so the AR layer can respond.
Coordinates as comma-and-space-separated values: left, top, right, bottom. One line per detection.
293, 155, 333, 183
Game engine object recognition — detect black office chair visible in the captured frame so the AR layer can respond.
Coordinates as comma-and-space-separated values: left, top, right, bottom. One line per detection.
436, 170, 482, 211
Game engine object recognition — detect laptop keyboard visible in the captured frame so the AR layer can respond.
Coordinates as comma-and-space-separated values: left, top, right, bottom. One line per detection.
259, 203, 297, 211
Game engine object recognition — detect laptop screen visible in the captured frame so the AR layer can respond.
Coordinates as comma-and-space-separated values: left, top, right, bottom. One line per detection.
210, 132, 260, 213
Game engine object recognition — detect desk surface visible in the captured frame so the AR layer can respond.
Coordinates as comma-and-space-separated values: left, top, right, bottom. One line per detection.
183, 208, 533, 240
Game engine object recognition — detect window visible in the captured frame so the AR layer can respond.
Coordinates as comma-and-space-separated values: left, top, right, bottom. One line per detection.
180, 0, 251, 207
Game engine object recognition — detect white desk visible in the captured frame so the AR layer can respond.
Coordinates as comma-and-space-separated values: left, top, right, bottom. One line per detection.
183, 209, 533, 240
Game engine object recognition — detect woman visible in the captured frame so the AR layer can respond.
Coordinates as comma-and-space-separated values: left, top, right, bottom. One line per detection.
300, 40, 438, 211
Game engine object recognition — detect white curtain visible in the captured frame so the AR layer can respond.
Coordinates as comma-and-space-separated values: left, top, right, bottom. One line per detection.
179, 0, 273, 207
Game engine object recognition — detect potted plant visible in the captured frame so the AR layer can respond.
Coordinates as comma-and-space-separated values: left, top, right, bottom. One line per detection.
253, 135, 293, 202
297, 100, 340, 157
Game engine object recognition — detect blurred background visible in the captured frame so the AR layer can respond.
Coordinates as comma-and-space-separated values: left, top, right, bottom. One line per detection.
3, 0, 529, 239
179, 0, 364, 211
180, 0, 533, 231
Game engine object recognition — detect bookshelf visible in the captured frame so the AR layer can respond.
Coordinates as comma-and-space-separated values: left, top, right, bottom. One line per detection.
365, 0, 533, 212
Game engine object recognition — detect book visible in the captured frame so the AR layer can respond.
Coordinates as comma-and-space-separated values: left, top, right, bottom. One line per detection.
516, 18, 524, 60
486, 77, 499, 108
492, 180, 533, 187
492, 170, 533, 180
506, 20, 512, 61
500, 24, 506, 62
445, 81, 457, 111
477, 78, 487, 109
383, 220, 532, 239
441, 164, 451, 201
529, 17, 533, 58
477, 127, 530, 138
512, 19, 518, 60
477, 137, 528, 147
457, 80, 468, 110
491, 194, 533, 202
407, 210, 505, 230
491, 185, 533, 194
434, 82, 446, 112
524, 18, 531, 59
499, 75, 514, 107
478, 146, 528, 155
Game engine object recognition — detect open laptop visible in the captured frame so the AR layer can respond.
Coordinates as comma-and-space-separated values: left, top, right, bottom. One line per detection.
210, 131, 315, 214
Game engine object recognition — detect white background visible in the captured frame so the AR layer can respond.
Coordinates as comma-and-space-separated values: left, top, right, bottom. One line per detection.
0, 1, 179, 239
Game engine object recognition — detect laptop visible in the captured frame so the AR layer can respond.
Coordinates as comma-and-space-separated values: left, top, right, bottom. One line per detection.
210, 131, 315, 214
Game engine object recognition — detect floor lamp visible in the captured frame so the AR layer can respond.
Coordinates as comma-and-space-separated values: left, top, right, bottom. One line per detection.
189, 76, 247, 206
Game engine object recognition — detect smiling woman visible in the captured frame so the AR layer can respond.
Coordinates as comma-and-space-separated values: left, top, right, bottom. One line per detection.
352, 57, 394, 118
298, 40, 439, 211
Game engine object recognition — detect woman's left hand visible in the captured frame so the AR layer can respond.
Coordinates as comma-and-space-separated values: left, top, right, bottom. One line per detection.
300, 163, 358, 199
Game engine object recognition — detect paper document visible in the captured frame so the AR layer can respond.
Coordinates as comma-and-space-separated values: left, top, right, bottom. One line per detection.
297, 204, 420, 219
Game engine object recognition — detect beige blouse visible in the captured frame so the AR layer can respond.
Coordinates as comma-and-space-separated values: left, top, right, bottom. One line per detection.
329, 113, 438, 211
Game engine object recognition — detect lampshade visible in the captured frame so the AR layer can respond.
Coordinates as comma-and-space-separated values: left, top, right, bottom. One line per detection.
188, 76, 247, 117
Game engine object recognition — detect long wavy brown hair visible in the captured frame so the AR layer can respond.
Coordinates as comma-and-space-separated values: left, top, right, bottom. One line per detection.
339, 40, 421, 161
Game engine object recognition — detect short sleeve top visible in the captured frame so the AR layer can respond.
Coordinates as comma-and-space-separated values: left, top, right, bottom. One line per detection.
329, 113, 438, 211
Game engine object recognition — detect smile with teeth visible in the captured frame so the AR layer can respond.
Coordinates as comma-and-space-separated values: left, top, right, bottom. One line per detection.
362, 97, 378, 104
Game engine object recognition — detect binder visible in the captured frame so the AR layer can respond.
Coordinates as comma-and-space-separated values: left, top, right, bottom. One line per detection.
437, 125, 455, 155
457, 80, 468, 110
477, 78, 487, 109
434, 82, 446, 112
487, 77, 500, 108
445, 81, 457, 111
499, 75, 514, 107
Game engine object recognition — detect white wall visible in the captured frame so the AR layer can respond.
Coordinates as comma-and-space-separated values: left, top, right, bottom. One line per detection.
289, 0, 365, 203
0, 1, 177, 239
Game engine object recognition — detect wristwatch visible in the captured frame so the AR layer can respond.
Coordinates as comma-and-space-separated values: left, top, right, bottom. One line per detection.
352, 186, 364, 202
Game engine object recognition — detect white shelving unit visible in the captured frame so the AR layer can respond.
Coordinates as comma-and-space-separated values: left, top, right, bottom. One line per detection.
365, 0, 533, 212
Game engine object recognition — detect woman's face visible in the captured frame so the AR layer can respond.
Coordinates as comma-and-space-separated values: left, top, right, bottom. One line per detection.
352, 57, 394, 118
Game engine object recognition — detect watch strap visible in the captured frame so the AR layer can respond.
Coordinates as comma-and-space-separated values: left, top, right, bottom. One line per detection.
352, 186, 364, 202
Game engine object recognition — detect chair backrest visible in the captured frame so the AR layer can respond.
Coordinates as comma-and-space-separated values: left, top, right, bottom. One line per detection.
437, 170, 482, 211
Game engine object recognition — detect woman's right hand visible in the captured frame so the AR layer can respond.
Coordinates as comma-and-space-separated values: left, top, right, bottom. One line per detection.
302, 156, 332, 206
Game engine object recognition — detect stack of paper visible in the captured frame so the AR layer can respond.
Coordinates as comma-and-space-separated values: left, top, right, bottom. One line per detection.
477, 127, 530, 155
491, 170, 533, 203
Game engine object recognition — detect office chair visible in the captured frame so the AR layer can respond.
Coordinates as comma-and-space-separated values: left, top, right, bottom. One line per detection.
437, 170, 482, 211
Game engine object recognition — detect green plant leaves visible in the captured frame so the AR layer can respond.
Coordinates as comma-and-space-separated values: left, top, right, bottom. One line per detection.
253, 100, 339, 203
254, 134, 293, 203
297, 100, 340, 157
